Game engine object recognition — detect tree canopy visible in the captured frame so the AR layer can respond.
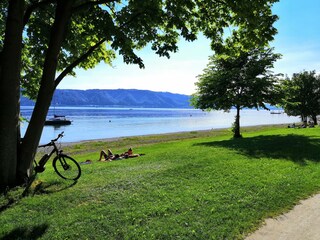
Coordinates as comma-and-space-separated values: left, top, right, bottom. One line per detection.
0, 0, 279, 190
1, 0, 280, 98
279, 70, 320, 125
192, 36, 281, 138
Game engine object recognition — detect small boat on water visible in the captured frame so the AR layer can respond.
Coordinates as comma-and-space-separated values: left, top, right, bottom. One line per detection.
45, 114, 72, 126
270, 110, 283, 114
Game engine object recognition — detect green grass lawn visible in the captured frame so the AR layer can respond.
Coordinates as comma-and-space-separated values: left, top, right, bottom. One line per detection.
2, 125, 320, 239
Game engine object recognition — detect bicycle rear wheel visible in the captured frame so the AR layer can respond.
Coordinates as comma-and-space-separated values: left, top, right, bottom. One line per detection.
53, 154, 81, 180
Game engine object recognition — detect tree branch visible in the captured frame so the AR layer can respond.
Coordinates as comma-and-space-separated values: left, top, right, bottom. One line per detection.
72, 0, 115, 13
55, 5, 149, 88
54, 37, 106, 88
23, 0, 55, 26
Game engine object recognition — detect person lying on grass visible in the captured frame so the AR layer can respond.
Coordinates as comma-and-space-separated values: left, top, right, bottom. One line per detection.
98, 148, 141, 161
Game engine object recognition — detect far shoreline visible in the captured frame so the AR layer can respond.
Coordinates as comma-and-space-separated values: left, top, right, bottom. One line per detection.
62, 123, 291, 147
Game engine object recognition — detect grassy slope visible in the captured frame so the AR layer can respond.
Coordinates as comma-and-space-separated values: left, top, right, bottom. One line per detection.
1, 125, 320, 239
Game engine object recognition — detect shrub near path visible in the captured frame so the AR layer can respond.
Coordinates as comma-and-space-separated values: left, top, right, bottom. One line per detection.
1, 126, 320, 239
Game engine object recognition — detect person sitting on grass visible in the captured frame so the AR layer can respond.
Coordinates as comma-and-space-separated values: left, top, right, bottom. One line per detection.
98, 148, 140, 161
309, 121, 315, 128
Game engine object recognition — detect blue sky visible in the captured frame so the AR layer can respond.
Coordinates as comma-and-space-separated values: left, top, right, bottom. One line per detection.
58, 0, 320, 95
272, 0, 320, 78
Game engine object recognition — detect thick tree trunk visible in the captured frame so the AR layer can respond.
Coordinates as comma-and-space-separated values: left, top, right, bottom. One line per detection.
18, 0, 74, 181
233, 106, 242, 138
0, 0, 25, 190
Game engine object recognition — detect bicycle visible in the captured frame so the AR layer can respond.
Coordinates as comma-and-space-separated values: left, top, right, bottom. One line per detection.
34, 132, 81, 181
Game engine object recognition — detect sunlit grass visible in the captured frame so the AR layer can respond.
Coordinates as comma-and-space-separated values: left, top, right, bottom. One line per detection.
1, 125, 320, 239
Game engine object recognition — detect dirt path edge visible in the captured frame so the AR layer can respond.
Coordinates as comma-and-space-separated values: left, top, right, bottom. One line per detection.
246, 193, 320, 240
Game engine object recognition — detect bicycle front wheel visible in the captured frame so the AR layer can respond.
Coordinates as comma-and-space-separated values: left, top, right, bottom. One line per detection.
53, 154, 81, 180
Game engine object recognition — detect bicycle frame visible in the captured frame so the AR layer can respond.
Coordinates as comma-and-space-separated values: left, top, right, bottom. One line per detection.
34, 132, 64, 169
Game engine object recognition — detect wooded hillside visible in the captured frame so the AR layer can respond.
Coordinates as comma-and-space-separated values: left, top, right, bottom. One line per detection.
21, 89, 191, 108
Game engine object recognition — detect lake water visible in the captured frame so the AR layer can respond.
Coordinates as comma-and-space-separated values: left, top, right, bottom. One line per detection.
20, 106, 300, 144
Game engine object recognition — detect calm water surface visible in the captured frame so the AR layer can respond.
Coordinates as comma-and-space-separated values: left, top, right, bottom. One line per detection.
21, 106, 300, 144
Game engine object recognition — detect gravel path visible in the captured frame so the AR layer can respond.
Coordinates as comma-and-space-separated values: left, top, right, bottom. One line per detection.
246, 193, 320, 240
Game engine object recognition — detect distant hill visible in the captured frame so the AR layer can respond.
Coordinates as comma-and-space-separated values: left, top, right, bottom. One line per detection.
21, 89, 192, 108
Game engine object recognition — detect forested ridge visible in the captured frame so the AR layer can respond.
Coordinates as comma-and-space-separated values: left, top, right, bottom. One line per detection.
21, 89, 191, 108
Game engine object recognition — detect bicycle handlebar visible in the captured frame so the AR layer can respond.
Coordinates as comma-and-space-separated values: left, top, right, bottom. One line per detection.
38, 131, 64, 148
51, 131, 64, 142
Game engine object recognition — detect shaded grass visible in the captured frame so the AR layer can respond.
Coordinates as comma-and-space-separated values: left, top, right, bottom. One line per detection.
1, 125, 320, 239
196, 134, 320, 164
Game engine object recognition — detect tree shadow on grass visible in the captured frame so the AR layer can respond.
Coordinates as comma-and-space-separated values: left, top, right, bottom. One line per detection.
30, 180, 78, 196
0, 180, 77, 215
2, 224, 48, 240
21, 171, 78, 196
0, 197, 15, 213
194, 134, 320, 165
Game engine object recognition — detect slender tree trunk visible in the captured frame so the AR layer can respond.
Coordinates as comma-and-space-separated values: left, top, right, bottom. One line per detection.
18, 0, 74, 181
233, 105, 242, 138
0, 0, 25, 190
312, 115, 317, 125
